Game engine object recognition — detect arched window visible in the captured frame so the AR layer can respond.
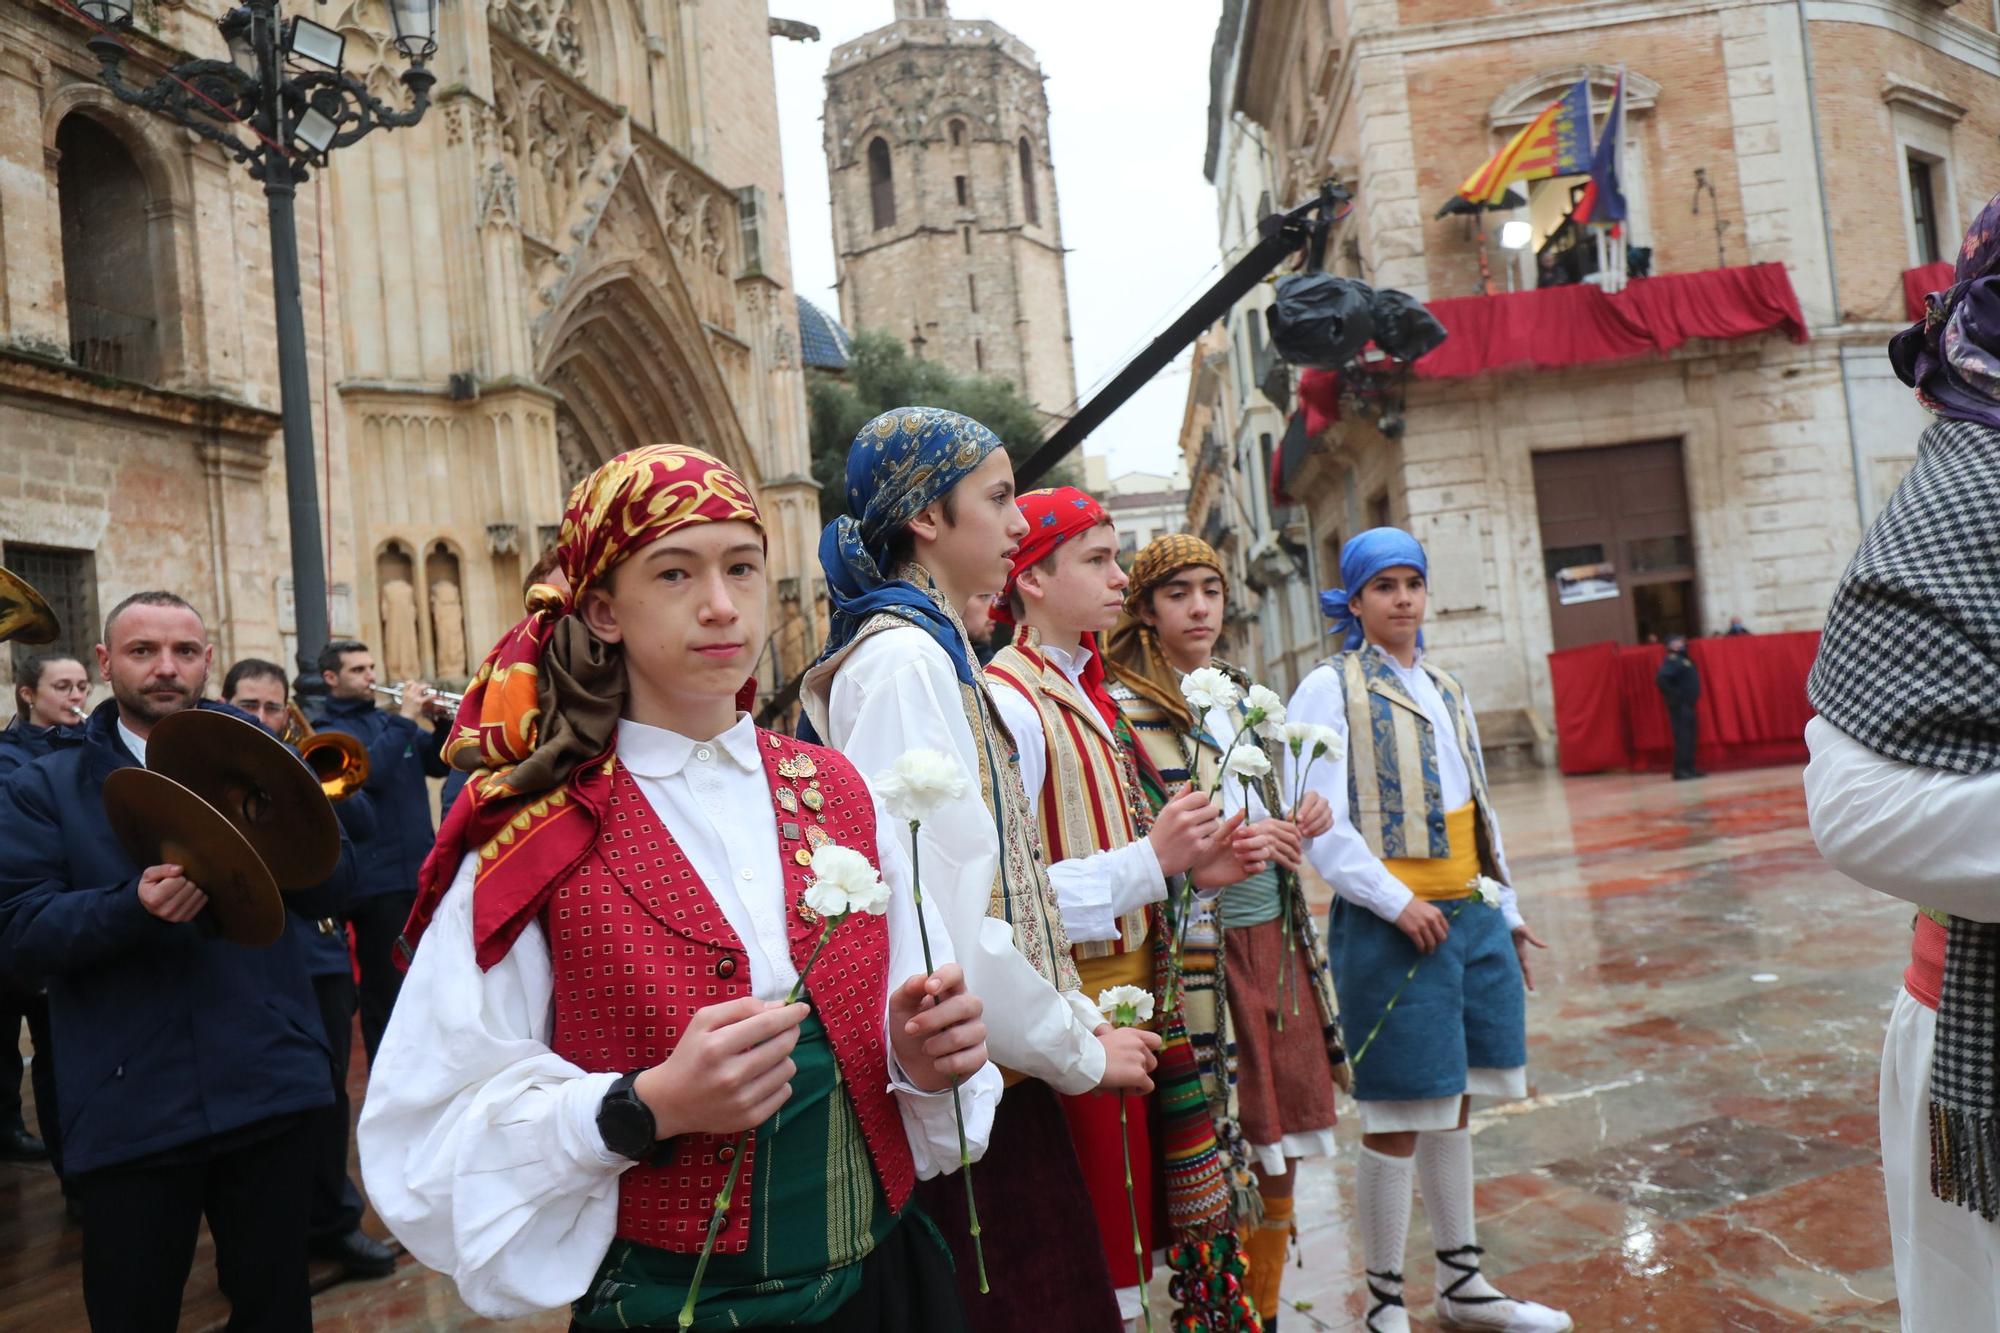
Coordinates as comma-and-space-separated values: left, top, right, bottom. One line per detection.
1018, 137, 1039, 226
949, 119, 966, 147
868, 137, 895, 230
56, 114, 160, 382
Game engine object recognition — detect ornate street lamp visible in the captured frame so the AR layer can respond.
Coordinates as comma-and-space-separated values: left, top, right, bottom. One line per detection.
78, 0, 438, 705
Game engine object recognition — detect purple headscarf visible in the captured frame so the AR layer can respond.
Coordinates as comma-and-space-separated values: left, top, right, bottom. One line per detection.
1889, 193, 2000, 430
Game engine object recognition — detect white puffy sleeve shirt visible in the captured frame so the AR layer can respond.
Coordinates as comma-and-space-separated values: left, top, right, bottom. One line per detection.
1803, 715, 2000, 921
986, 638, 1167, 943
357, 714, 1001, 1319
1285, 655, 1523, 931
817, 626, 1110, 1093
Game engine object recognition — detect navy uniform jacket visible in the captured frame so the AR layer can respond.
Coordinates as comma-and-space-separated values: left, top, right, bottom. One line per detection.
290, 786, 377, 980
0, 700, 345, 1174
0, 719, 82, 778
311, 693, 449, 902
1655, 651, 1702, 707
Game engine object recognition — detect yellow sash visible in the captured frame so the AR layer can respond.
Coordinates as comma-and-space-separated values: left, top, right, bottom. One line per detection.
1381, 803, 1481, 901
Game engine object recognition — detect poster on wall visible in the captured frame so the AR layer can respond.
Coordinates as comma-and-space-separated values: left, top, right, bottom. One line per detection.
1555, 561, 1619, 605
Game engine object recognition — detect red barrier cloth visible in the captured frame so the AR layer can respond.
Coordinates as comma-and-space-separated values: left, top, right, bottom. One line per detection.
1903, 261, 1955, 321
1547, 630, 1821, 775
1298, 367, 1342, 436
1548, 641, 1627, 775
1410, 264, 1809, 381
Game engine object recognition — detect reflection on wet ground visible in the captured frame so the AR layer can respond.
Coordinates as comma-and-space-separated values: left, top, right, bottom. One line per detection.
0, 763, 1905, 1330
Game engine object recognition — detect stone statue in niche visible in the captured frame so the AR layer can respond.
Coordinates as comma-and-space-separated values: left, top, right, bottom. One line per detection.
430, 579, 469, 680
379, 578, 423, 683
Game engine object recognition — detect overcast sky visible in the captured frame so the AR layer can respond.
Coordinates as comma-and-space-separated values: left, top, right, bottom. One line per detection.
770, 2, 1222, 479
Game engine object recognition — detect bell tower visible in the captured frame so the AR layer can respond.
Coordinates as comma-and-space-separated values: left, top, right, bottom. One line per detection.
824, 4, 1078, 423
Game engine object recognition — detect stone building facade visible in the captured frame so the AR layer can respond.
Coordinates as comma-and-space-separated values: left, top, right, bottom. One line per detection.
1, 0, 821, 702
1193, 0, 2000, 759
823, 1, 1078, 422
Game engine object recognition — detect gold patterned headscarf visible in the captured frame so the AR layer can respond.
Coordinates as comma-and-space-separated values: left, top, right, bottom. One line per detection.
1103, 534, 1228, 732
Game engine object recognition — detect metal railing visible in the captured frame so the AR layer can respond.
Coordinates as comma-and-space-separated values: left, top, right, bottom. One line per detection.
67, 299, 158, 380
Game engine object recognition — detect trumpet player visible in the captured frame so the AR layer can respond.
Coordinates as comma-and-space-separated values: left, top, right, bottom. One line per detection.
311, 639, 450, 1061
225, 659, 396, 1282
0, 650, 90, 778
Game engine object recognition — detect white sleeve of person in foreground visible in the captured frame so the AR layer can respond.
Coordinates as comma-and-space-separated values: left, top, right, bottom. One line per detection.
356, 852, 629, 1319
1803, 715, 2000, 922
827, 629, 1108, 1093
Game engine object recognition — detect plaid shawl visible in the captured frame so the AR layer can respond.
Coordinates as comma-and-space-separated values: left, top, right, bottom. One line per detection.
1809, 417, 2000, 1217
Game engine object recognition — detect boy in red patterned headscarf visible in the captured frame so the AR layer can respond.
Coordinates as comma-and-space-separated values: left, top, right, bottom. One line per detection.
359, 445, 1000, 1331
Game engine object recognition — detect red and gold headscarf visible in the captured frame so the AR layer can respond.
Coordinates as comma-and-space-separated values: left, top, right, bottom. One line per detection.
406, 445, 764, 969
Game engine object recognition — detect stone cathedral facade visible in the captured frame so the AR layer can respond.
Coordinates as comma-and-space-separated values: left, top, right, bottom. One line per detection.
0, 0, 821, 700
822, 1, 1078, 423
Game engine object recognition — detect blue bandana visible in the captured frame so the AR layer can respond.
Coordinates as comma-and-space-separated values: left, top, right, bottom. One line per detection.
801, 407, 1006, 741
1318, 526, 1429, 650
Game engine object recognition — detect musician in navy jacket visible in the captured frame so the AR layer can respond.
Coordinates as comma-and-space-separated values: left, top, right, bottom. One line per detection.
309, 637, 449, 1059
0, 592, 344, 1332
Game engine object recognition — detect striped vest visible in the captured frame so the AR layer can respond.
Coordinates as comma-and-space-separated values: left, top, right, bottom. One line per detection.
987, 627, 1151, 958
1331, 648, 1502, 875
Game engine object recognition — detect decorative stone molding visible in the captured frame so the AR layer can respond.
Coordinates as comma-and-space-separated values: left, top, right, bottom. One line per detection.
1488, 65, 1661, 129
0, 346, 280, 441
1880, 73, 1968, 123
485, 522, 521, 555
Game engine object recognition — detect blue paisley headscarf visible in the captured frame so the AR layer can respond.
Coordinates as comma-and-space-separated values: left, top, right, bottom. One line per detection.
1318, 526, 1429, 650
801, 407, 1005, 739
1890, 192, 2000, 431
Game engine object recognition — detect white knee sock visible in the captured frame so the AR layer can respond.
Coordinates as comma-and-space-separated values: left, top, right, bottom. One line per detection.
1356, 1147, 1414, 1330
1414, 1127, 1503, 1302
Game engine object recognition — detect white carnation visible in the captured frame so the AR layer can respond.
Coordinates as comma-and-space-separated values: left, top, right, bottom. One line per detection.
1244, 684, 1287, 740
805, 844, 891, 919
1281, 720, 1318, 755
1180, 667, 1241, 714
1223, 746, 1272, 783
1311, 724, 1345, 761
874, 748, 969, 824
1095, 984, 1156, 1027
1473, 875, 1504, 910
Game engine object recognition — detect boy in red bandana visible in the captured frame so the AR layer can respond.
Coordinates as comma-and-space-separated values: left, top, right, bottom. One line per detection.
359, 446, 1000, 1330
985, 486, 1281, 1329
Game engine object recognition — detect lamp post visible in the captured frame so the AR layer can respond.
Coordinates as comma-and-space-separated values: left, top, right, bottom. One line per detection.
77, 0, 438, 706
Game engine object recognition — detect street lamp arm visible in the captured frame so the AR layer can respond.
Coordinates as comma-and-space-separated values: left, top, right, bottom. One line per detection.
290, 64, 435, 158
86, 47, 262, 171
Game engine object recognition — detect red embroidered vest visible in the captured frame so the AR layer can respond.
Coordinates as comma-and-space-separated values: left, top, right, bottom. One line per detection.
544, 731, 915, 1252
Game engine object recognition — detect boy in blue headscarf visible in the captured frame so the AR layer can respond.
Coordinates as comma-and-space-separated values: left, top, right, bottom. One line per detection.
800, 407, 1162, 1333
1285, 528, 1569, 1333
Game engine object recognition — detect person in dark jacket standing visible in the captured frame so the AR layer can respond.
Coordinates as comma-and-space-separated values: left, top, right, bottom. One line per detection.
0, 591, 340, 1331
310, 638, 449, 1060
224, 658, 396, 1280
1655, 634, 1706, 780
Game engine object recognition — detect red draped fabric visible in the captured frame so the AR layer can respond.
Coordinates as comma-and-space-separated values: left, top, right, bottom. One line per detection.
1299, 365, 1343, 437
1410, 264, 1808, 380
1903, 260, 1955, 321
1549, 630, 1820, 775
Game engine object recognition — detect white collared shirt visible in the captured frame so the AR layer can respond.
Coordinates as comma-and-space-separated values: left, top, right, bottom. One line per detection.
1804, 715, 2000, 920
357, 713, 1001, 1319
117, 718, 147, 766
988, 636, 1167, 944
1286, 648, 1522, 930
802, 623, 1110, 1094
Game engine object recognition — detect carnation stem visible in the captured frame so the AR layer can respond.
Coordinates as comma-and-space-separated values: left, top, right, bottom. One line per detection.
679, 917, 840, 1328
1347, 898, 1476, 1069
1120, 1092, 1154, 1333
907, 821, 988, 1294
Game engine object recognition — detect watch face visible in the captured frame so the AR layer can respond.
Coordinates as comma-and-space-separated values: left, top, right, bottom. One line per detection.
600, 1093, 655, 1160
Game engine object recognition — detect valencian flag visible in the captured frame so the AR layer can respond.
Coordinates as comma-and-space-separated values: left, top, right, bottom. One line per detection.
1437, 78, 1593, 217
1572, 71, 1627, 228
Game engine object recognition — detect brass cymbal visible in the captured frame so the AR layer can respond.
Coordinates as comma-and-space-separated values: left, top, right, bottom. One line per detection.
146, 708, 340, 890
0, 566, 59, 646
102, 768, 284, 948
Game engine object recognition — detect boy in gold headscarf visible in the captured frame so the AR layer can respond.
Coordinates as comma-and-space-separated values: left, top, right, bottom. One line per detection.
1104, 534, 1347, 1330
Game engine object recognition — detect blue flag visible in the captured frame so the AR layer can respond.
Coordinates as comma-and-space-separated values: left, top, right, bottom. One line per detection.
1574, 73, 1626, 228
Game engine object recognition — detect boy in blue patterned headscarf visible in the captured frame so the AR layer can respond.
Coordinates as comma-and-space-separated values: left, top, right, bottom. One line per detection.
1286, 527, 1569, 1333
801, 407, 1159, 1333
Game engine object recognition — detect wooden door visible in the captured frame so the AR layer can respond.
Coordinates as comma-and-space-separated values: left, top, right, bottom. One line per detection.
1531, 440, 1698, 651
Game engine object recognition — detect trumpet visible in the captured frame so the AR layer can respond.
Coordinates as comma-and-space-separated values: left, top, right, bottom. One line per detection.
371, 683, 465, 713
67, 703, 87, 721
279, 701, 371, 802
